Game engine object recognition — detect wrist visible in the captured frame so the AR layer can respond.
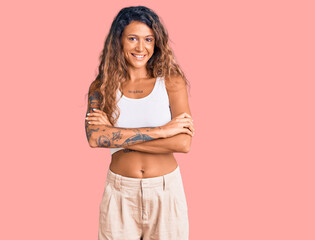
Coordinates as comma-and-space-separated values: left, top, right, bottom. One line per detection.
152, 126, 166, 139
157, 126, 166, 139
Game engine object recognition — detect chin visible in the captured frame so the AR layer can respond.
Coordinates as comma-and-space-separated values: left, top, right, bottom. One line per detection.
128, 62, 149, 68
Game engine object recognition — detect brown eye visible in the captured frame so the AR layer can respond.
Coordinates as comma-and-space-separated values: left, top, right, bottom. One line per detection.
129, 37, 136, 41
146, 38, 153, 42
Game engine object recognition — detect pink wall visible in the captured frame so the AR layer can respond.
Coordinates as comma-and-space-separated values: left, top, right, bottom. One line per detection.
1, 0, 314, 239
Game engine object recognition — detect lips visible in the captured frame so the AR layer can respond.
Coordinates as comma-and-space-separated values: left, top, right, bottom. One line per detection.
131, 53, 146, 60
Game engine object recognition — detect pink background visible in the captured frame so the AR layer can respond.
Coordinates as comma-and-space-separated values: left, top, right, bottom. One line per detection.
1, 0, 314, 239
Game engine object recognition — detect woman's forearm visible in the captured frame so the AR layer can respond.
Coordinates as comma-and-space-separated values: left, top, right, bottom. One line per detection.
85, 90, 166, 148
86, 122, 165, 148
124, 133, 191, 153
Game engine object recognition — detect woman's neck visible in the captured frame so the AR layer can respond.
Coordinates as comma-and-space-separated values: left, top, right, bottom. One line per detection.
127, 67, 150, 82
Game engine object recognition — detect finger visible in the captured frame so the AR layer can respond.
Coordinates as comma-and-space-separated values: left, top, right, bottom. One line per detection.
89, 120, 103, 125
190, 122, 195, 132
92, 108, 102, 112
86, 116, 101, 121
87, 117, 111, 126
99, 114, 110, 123
176, 112, 186, 118
176, 118, 193, 125
184, 124, 194, 134
86, 112, 102, 117
101, 119, 111, 125
100, 115, 110, 122
187, 126, 194, 136
183, 127, 193, 137
178, 112, 192, 119
98, 118, 110, 124
100, 117, 113, 126
188, 121, 195, 131
184, 112, 193, 119
182, 122, 194, 134
190, 125, 195, 134
176, 113, 193, 120
94, 122, 104, 125
93, 110, 107, 119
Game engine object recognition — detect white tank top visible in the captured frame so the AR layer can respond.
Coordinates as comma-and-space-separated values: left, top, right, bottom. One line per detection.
110, 76, 171, 155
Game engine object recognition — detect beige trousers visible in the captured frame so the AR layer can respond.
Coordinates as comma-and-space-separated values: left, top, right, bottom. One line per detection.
98, 165, 189, 240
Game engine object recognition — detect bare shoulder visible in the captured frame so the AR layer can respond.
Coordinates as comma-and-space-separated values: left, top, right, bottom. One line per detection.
164, 74, 187, 93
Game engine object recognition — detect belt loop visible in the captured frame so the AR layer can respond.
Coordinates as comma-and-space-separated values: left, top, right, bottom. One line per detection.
114, 174, 121, 191
163, 176, 166, 191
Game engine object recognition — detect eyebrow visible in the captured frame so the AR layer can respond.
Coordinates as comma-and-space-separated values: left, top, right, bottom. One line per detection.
127, 34, 155, 37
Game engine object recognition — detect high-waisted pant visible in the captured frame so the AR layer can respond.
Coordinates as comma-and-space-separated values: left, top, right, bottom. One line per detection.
98, 165, 189, 240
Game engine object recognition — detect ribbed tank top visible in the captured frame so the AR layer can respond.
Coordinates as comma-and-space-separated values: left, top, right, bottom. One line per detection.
110, 76, 171, 155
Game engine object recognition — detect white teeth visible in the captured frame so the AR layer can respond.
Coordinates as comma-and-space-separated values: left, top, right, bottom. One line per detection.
132, 54, 145, 58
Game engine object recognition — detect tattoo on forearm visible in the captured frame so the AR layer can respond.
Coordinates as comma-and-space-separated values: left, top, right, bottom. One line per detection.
121, 129, 156, 146
97, 135, 111, 147
85, 91, 157, 148
112, 131, 123, 141
86, 126, 99, 141
95, 129, 156, 147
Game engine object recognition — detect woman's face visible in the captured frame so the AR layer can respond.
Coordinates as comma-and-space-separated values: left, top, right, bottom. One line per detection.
121, 21, 155, 69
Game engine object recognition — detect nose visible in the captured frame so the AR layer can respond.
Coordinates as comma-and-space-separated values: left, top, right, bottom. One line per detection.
135, 39, 144, 52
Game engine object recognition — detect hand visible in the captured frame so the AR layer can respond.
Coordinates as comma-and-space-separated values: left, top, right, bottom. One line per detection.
161, 112, 194, 138
85, 108, 112, 126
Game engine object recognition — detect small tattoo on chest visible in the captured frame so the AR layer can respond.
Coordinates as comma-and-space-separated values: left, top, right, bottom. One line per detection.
128, 90, 143, 94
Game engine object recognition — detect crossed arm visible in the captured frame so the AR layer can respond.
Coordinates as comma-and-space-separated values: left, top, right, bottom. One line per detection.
85, 75, 192, 153
85, 91, 170, 149
122, 134, 190, 153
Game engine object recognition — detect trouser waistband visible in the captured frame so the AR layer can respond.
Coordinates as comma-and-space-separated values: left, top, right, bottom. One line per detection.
106, 165, 181, 191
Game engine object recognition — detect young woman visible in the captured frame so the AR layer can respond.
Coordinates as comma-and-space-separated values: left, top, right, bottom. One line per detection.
85, 6, 194, 240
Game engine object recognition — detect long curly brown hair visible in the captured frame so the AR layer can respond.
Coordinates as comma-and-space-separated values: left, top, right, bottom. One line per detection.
87, 6, 191, 126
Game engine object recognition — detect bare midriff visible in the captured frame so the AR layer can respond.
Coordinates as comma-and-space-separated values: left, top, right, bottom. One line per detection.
109, 150, 178, 178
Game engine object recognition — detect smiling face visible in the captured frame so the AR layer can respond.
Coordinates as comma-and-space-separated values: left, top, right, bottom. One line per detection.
121, 21, 155, 70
